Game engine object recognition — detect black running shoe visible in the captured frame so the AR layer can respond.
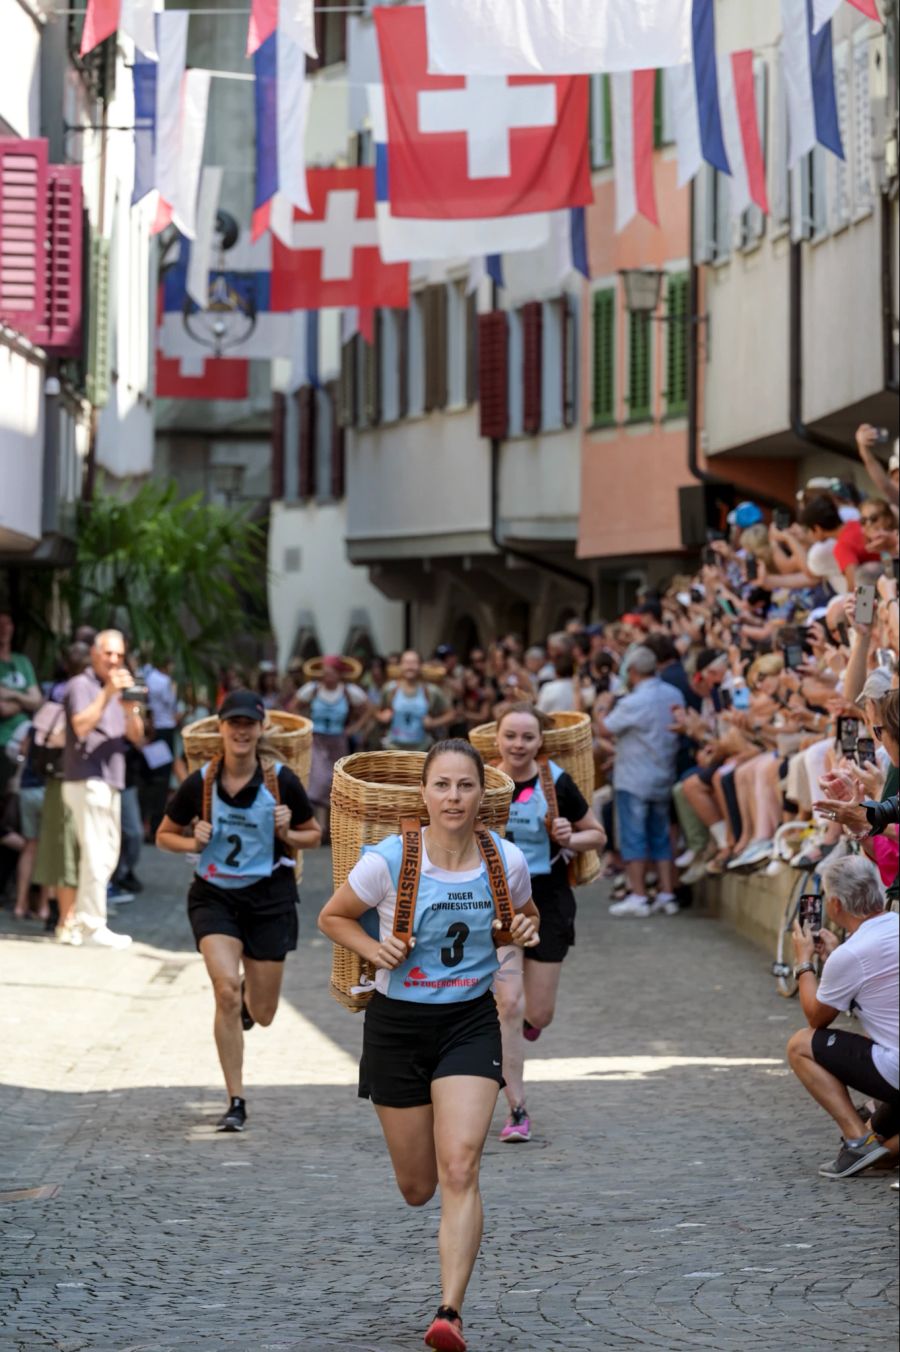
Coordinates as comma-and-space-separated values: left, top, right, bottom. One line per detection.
216, 1098, 247, 1133
240, 980, 255, 1032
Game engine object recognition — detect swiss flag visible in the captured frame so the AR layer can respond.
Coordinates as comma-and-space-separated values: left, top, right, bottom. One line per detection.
155, 353, 250, 400
270, 168, 409, 311
374, 5, 592, 220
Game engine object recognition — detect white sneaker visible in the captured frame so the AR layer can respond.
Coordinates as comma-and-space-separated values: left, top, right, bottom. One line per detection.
680, 860, 708, 886
674, 848, 696, 869
608, 893, 652, 918
649, 892, 680, 916
55, 922, 82, 947
85, 925, 132, 950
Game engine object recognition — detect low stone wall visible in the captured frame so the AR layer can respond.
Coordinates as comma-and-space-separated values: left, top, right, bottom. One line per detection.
695, 866, 795, 955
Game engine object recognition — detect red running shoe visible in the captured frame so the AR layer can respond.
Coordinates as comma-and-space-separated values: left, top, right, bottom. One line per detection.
424, 1306, 466, 1351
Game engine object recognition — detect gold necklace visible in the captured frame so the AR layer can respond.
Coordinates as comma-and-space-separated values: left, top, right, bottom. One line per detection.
425, 827, 476, 862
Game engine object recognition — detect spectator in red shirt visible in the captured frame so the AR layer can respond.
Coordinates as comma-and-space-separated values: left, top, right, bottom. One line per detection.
833, 501, 889, 588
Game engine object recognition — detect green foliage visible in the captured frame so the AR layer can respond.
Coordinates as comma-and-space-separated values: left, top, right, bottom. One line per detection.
60, 480, 269, 682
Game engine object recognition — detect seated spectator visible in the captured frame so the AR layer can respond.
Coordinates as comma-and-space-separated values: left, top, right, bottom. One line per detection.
786, 854, 898, 1179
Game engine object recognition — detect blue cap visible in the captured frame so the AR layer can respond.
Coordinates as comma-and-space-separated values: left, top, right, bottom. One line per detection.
728, 501, 763, 529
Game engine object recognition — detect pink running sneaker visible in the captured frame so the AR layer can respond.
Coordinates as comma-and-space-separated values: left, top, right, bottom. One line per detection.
523, 1020, 542, 1043
499, 1106, 531, 1142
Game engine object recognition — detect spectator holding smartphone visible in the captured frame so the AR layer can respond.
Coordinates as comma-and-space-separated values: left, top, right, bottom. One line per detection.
786, 854, 899, 1179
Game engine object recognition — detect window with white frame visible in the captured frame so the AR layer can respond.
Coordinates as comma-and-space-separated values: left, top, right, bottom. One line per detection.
380, 308, 401, 423
713, 170, 732, 261
507, 308, 524, 437
793, 145, 829, 241
541, 298, 564, 432
446, 278, 468, 408
406, 290, 425, 417
852, 28, 874, 216
833, 40, 852, 229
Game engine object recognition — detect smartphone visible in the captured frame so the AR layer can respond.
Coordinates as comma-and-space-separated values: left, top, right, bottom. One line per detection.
799, 893, 823, 934
834, 621, 850, 648
784, 644, 805, 671
745, 557, 759, 582
773, 508, 792, 530
857, 736, 876, 764
719, 687, 733, 711
732, 684, 751, 712
716, 595, 737, 617
706, 528, 725, 543
873, 427, 890, 445
855, 584, 877, 627
837, 715, 860, 760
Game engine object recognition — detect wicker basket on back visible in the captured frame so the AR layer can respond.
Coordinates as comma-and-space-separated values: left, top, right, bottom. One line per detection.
386, 662, 448, 685
329, 750, 515, 1011
182, 711, 314, 881
469, 710, 601, 886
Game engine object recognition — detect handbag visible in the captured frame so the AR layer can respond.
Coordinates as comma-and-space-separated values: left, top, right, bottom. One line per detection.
30, 701, 66, 780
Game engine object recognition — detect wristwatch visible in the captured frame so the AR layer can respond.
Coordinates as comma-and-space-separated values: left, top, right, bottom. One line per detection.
793, 962, 816, 979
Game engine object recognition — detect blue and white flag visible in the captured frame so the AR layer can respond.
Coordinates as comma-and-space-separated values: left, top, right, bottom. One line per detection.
132, 12, 187, 208
669, 0, 731, 186
485, 208, 589, 303
781, 0, 844, 166
253, 28, 311, 240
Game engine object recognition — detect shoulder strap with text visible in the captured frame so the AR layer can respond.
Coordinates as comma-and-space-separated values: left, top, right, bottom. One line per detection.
201, 755, 223, 823
537, 755, 559, 831
474, 824, 516, 946
394, 817, 424, 942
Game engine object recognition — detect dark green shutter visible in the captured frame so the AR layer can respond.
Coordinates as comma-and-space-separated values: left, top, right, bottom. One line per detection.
627, 312, 651, 422
591, 289, 615, 426
653, 71, 664, 148
665, 273, 689, 417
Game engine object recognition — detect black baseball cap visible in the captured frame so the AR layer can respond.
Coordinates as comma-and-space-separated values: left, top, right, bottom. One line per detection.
218, 690, 266, 722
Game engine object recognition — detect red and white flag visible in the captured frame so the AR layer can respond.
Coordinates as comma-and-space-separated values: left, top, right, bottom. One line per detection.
374, 5, 591, 220
611, 71, 658, 232
270, 168, 408, 311
719, 52, 769, 218
247, 0, 316, 58
812, 0, 880, 32
156, 352, 250, 400
81, 0, 157, 58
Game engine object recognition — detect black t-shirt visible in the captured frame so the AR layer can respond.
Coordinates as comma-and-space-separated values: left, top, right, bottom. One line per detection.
168, 762, 313, 907
511, 769, 589, 899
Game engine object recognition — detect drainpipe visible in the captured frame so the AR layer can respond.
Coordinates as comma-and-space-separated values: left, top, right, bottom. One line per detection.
882, 192, 899, 393
789, 241, 856, 460
489, 436, 594, 624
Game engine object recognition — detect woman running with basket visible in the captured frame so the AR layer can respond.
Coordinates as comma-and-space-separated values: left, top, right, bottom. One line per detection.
157, 691, 321, 1133
492, 703, 606, 1143
318, 739, 539, 1352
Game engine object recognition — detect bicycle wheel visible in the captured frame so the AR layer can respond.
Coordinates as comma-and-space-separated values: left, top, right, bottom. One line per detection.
773, 869, 811, 998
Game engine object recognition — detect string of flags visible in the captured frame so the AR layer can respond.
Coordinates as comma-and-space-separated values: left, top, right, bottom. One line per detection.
115, 0, 882, 376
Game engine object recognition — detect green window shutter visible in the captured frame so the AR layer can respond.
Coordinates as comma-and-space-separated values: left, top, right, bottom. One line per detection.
591, 288, 615, 425
653, 71, 664, 148
665, 273, 689, 417
627, 311, 651, 422
85, 235, 110, 408
603, 75, 613, 164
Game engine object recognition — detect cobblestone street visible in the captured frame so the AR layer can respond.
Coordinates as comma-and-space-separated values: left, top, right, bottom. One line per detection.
1, 847, 897, 1352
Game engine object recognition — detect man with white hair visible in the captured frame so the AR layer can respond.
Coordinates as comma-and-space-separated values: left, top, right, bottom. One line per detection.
62, 630, 144, 947
786, 853, 899, 1179
596, 645, 685, 918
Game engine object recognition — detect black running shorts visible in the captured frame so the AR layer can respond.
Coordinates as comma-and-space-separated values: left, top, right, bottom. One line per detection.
525, 877, 576, 964
358, 990, 503, 1108
187, 877, 299, 962
811, 1027, 899, 1108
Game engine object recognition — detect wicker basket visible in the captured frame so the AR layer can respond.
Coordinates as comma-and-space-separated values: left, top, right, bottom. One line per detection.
301, 655, 364, 683
469, 711, 601, 887
182, 710, 314, 882
329, 750, 514, 1011
386, 662, 448, 685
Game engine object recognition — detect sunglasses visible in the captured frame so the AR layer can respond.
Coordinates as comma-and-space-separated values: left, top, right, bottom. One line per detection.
860, 514, 887, 526
872, 725, 884, 740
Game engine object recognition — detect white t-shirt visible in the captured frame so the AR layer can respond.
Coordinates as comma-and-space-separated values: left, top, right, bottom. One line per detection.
806, 540, 849, 595
348, 836, 532, 996
297, 681, 367, 708
536, 677, 595, 713
817, 911, 899, 1088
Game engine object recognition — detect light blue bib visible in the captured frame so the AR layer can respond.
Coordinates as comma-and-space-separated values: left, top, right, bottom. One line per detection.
367, 831, 511, 1004
197, 761, 278, 889
389, 685, 430, 744
311, 685, 349, 736
505, 760, 564, 877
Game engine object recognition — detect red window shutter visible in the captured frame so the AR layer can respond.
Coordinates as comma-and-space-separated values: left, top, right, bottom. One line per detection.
297, 385, 316, 499
521, 301, 543, 435
271, 391, 286, 501
0, 137, 48, 341
35, 166, 84, 355
478, 310, 508, 440
327, 380, 345, 499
